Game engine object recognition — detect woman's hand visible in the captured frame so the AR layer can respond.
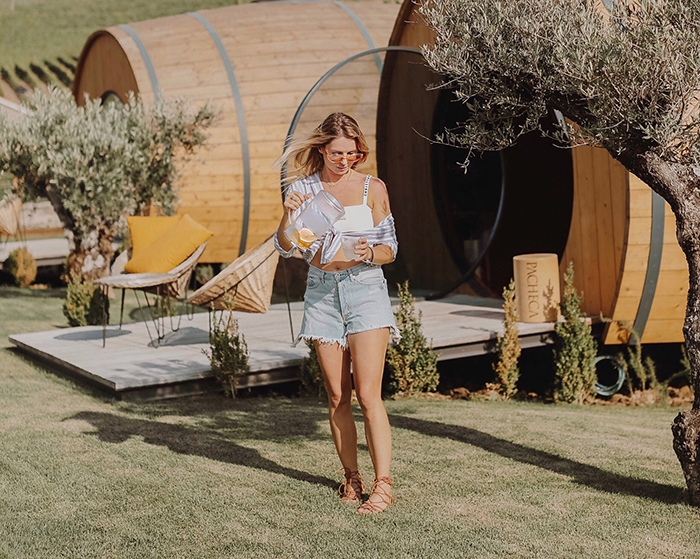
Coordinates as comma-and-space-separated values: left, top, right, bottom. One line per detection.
277, 191, 312, 252
284, 191, 312, 214
354, 238, 373, 262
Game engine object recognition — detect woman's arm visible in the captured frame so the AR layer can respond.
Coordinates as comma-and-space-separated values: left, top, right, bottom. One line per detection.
369, 177, 391, 225
276, 190, 312, 253
353, 177, 395, 264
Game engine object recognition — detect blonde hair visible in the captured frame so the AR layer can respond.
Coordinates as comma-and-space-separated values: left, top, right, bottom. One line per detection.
277, 112, 369, 190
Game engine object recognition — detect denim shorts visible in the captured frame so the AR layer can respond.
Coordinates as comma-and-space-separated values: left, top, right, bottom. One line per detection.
294, 263, 400, 349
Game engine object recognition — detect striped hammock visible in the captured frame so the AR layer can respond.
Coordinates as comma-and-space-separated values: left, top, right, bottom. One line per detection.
0, 196, 22, 237
187, 234, 279, 314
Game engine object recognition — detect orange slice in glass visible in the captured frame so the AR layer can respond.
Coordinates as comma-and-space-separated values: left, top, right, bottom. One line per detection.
297, 227, 317, 249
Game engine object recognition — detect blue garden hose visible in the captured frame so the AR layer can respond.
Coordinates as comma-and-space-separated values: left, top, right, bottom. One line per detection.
593, 355, 626, 396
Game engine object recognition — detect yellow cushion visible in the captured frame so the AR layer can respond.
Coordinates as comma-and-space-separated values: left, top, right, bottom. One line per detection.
124, 214, 213, 274
127, 216, 181, 259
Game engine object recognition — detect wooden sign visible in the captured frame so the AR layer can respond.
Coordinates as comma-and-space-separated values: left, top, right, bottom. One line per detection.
513, 253, 561, 323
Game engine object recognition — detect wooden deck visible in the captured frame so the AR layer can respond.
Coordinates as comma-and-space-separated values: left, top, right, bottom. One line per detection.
8, 295, 563, 400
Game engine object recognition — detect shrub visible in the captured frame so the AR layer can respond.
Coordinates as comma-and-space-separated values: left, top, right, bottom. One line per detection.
385, 281, 439, 396
0, 67, 25, 98
493, 278, 521, 399
63, 273, 109, 327
57, 57, 76, 74
0, 86, 215, 282
553, 262, 597, 404
616, 324, 660, 393
43, 60, 72, 88
204, 296, 250, 398
14, 65, 36, 89
667, 345, 694, 388
299, 340, 325, 396
29, 63, 52, 86
3, 247, 36, 287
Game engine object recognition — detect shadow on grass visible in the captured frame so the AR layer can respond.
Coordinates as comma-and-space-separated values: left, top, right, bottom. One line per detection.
116, 396, 333, 442
389, 414, 688, 506
68, 410, 336, 489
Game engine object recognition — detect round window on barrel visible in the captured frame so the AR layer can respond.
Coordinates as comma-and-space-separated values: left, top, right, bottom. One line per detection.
429, 89, 574, 297
431, 88, 503, 277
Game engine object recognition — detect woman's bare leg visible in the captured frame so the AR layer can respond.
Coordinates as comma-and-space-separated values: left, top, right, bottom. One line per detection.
314, 340, 358, 471
348, 328, 392, 510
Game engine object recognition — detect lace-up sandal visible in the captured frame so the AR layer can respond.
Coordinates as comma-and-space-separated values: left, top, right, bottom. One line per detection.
356, 476, 393, 514
338, 468, 365, 504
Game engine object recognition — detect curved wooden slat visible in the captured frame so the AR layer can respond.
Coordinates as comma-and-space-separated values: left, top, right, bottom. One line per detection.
185, 12, 251, 256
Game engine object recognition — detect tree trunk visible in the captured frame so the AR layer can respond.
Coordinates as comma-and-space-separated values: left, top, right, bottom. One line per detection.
671, 181, 700, 507
42, 187, 115, 283
621, 152, 700, 506
64, 229, 115, 283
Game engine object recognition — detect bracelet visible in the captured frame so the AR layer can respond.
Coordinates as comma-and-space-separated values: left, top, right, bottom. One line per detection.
364, 246, 375, 265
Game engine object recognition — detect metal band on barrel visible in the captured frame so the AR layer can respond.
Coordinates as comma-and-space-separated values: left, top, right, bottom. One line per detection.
186, 12, 251, 256
333, 2, 383, 73
632, 190, 665, 341
118, 24, 161, 101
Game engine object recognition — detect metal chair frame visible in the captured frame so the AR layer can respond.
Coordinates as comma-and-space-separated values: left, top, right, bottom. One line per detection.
97, 242, 206, 348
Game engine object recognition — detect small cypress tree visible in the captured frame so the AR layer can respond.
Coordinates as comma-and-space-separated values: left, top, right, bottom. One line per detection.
385, 281, 439, 396
553, 262, 597, 404
204, 296, 250, 398
493, 279, 521, 399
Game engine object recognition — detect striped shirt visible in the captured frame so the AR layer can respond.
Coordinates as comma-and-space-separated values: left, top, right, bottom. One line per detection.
273, 172, 399, 265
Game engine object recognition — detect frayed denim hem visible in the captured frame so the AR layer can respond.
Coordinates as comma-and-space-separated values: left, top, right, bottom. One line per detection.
345, 324, 402, 344
293, 334, 348, 350
293, 326, 401, 350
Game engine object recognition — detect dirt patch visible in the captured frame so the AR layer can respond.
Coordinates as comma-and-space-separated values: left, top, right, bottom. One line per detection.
448, 386, 542, 402
594, 387, 694, 407
445, 385, 695, 407
667, 385, 694, 407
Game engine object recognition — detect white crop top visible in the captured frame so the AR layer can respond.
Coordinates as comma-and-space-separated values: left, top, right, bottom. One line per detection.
333, 175, 374, 233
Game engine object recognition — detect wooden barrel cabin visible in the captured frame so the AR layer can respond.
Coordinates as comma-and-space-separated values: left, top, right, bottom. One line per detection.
72, 0, 400, 263
377, 0, 688, 345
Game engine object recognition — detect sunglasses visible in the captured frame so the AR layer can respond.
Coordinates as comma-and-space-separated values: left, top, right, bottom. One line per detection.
325, 150, 362, 163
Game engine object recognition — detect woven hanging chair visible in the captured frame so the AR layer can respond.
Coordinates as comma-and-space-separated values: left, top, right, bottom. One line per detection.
187, 234, 279, 313
0, 196, 22, 237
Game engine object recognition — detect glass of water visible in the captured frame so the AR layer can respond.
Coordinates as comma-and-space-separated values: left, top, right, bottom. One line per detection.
341, 235, 360, 260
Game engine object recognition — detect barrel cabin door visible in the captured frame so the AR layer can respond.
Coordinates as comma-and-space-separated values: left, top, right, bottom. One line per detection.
430, 88, 576, 298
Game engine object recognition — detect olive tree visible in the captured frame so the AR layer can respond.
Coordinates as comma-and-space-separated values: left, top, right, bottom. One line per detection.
0, 86, 214, 281
420, 0, 700, 504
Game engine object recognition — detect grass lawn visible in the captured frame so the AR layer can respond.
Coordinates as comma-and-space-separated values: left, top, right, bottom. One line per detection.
1, 286, 699, 558
0, 0, 395, 71
0, 0, 247, 70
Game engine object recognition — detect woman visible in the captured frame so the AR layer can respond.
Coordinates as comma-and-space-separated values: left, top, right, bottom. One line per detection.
274, 113, 399, 514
